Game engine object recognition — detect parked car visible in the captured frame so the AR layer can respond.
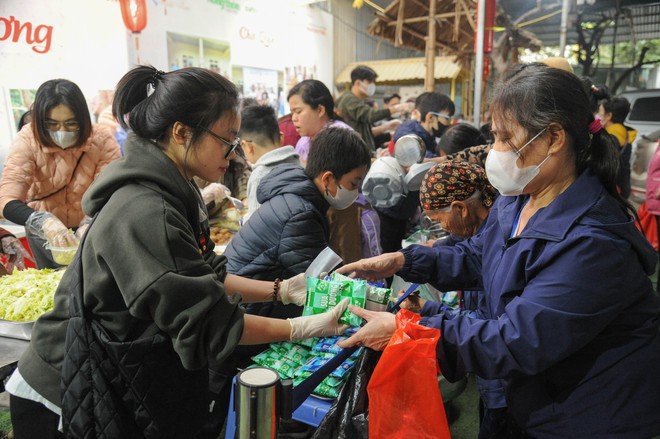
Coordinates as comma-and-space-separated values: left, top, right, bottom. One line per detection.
619, 89, 660, 208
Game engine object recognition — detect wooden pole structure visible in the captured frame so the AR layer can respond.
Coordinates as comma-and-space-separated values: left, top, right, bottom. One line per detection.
424, 0, 437, 91
473, 0, 485, 127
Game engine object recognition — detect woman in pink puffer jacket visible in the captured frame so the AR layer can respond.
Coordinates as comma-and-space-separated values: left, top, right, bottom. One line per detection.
0, 79, 121, 268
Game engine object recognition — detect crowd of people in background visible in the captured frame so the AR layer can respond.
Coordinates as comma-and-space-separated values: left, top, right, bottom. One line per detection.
2, 58, 659, 439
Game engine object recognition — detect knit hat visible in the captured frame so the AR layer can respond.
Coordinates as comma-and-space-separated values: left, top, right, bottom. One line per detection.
420, 160, 497, 211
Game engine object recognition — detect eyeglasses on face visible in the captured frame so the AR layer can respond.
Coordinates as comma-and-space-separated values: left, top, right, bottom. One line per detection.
508, 127, 547, 157
200, 126, 241, 159
429, 112, 451, 121
44, 119, 80, 132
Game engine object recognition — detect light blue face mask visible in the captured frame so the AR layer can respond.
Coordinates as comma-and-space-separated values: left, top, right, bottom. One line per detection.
485, 128, 550, 196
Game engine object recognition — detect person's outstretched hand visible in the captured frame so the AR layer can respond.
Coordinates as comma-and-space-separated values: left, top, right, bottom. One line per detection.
336, 252, 406, 282
288, 298, 350, 340
337, 306, 396, 351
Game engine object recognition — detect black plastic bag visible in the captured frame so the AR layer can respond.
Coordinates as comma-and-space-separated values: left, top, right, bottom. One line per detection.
311, 348, 382, 439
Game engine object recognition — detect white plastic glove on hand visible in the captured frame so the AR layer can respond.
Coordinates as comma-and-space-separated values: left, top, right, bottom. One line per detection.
288, 298, 351, 341
279, 273, 308, 306
0, 236, 31, 273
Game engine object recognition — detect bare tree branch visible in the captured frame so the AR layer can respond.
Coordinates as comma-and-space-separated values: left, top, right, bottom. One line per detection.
611, 46, 657, 94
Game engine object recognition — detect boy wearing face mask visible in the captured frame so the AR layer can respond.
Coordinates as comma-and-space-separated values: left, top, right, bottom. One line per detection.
335, 65, 411, 153
390, 91, 455, 157
376, 92, 456, 254
223, 127, 371, 321
0, 79, 121, 269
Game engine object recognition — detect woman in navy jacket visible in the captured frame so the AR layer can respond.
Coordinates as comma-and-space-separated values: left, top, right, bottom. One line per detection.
337, 63, 660, 438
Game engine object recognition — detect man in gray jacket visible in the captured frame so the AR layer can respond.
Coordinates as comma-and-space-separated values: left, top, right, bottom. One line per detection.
240, 105, 300, 221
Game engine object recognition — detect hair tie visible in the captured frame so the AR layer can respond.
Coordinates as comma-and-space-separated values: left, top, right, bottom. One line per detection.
153, 69, 165, 82
588, 118, 602, 134
147, 69, 165, 97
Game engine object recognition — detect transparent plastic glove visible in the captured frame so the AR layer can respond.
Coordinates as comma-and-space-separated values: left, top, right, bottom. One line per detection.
1, 236, 31, 273
288, 298, 351, 341
200, 183, 230, 206
279, 273, 307, 306
26, 211, 78, 247
75, 216, 92, 239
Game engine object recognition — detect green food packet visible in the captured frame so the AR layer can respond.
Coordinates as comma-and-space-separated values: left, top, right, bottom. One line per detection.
365, 285, 392, 311
331, 272, 391, 312
321, 375, 344, 388
283, 344, 314, 366
292, 337, 318, 348
251, 349, 299, 379
294, 368, 312, 379
269, 341, 298, 357
313, 382, 339, 398
303, 277, 366, 326
293, 376, 307, 387
251, 348, 282, 367
330, 272, 353, 283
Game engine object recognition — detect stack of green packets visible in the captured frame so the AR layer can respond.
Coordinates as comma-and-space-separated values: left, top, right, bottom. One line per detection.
331, 272, 393, 312
302, 272, 392, 325
251, 274, 391, 399
251, 329, 360, 398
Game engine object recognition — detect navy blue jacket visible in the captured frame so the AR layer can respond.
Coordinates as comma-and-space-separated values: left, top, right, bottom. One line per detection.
401, 170, 660, 438
225, 162, 329, 280
224, 163, 329, 318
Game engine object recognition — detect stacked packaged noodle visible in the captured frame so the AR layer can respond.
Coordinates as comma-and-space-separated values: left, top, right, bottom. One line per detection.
250, 273, 392, 398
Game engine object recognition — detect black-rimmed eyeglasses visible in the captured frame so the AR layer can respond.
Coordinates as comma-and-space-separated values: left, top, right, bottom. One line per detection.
200, 126, 241, 159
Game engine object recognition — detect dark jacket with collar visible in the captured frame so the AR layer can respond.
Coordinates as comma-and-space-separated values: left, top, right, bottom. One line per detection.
401, 169, 660, 438
224, 163, 329, 318
18, 133, 245, 410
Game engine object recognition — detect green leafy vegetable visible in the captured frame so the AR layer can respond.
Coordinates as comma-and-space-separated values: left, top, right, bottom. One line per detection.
0, 268, 64, 321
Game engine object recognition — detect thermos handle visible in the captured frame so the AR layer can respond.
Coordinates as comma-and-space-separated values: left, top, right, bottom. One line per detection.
279, 378, 293, 420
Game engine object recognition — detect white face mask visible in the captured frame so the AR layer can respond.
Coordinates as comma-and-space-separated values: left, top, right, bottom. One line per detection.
49, 130, 78, 149
361, 81, 376, 97
324, 184, 359, 210
485, 128, 550, 196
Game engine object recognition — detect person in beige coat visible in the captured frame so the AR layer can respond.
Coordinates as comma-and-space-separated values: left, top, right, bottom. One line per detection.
0, 79, 121, 268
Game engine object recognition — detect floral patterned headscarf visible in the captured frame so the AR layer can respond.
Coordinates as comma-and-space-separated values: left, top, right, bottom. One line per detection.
420, 160, 497, 211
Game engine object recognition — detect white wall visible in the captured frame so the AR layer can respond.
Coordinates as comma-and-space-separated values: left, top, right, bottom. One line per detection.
0, 0, 128, 147
1, 0, 334, 148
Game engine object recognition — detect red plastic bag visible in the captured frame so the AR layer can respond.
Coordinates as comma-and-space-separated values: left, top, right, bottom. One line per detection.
636, 202, 659, 251
367, 309, 450, 439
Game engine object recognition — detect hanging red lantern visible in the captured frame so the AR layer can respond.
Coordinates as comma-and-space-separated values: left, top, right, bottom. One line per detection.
120, 0, 147, 34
